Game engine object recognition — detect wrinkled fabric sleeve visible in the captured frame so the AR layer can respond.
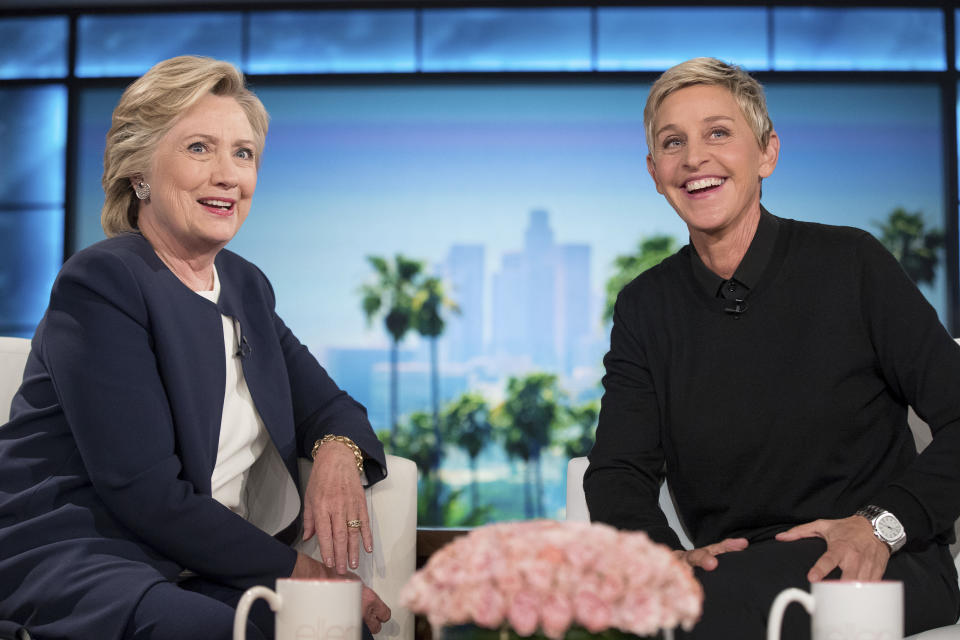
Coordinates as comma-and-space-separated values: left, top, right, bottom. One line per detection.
855, 232, 960, 545
271, 306, 386, 485
585, 286, 682, 550
43, 249, 297, 588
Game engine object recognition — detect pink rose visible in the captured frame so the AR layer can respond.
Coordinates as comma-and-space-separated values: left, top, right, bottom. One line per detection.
574, 589, 611, 633
507, 591, 540, 636
469, 585, 507, 629
540, 593, 573, 640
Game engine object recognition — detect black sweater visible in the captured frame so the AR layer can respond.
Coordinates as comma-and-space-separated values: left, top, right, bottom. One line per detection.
585, 215, 960, 551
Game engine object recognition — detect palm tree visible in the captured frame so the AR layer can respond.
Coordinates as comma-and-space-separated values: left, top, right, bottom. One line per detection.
377, 411, 437, 479
604, 235, 679, 322
378, 411, 441, 526
561, 399, 599, 459
874, 208, 944, 286
441, 391, 493, 512
494, 373, 563, 518
360, 255, 424, 436
412, 276, 459, 477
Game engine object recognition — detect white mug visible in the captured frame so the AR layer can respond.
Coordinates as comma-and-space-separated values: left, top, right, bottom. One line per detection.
233, 577, 363, 640
767, 580, 903, 640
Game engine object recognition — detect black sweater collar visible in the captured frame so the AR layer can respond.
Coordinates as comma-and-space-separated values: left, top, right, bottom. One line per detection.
690, 207, 780, 298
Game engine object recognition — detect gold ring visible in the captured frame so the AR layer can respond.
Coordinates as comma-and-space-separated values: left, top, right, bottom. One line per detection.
346, 519, 362, 529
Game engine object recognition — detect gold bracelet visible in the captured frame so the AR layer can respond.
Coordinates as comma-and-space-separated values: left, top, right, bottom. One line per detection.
311, 434, 364, 475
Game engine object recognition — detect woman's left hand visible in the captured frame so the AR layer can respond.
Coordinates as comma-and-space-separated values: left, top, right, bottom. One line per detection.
775, 515, 890, 582
302, 439, 372, 574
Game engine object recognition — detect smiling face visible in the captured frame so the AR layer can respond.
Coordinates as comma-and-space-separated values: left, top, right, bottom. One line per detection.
134, 93, 258, 260
646, 84, 779, 240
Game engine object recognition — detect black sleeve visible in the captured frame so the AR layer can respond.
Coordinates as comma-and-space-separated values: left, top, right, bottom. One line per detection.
856, 232, 960, 544
584, 286, 683, 549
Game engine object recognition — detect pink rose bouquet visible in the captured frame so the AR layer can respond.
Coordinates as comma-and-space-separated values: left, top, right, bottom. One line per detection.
400, 520, 702, 639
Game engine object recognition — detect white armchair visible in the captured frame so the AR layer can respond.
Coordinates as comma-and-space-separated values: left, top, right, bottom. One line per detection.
0, 337, 30, 420
0, 335, 416, 640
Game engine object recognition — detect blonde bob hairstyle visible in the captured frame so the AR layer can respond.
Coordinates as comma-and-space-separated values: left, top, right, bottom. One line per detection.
101, 55, 269, 237
643, 57, 773, 154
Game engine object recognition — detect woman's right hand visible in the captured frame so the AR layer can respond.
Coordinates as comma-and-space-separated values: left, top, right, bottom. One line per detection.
674, 537, 749, 571
291, 552, 392, 633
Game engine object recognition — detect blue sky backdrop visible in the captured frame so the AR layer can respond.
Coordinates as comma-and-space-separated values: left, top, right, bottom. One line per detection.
75, 80, 946, 354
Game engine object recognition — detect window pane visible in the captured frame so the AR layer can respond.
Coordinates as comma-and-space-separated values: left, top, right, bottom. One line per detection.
248, 10, 415, 74
0, 86, 66, 205
0, 209, 63, 337
73, 87, 124, 252
597, 7, 769, 71
773, 8, 945, 71
0, 17, 69, 79
422, 8, 591, 72
77, 12, 243, 77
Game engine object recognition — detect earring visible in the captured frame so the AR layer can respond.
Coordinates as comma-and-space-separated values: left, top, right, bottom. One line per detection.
134, 181, 151, 201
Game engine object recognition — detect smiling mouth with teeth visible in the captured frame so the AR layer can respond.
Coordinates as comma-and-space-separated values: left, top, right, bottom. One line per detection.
198, 198, 233, 211
685, 177, 725, 193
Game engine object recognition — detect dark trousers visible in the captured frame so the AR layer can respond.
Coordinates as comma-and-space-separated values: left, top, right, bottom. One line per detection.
123, 578, 272, 640
123, 577, 377, 640
676, 538, 960, 640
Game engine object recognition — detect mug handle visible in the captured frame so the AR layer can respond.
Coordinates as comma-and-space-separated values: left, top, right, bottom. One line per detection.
233, 585, 282, 640
766, 588, 815, 640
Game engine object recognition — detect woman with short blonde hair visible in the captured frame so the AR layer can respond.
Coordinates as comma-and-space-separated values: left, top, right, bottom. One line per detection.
643, 56, 773, 153
588, 57, 960, 638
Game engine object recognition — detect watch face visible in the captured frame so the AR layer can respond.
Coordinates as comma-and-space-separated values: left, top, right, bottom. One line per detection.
877, 514, 903, 540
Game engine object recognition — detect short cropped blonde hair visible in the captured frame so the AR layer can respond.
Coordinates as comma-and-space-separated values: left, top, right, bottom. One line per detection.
101, 55, 269, 237
644, 57, 773, 153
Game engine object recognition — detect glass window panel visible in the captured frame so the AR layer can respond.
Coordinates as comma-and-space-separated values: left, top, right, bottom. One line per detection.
76, 12, 243, 78
422, 8, 591, 72
597, 7, 769, 71
0, 86, 66, 205
0, 17, 69, 79
248, 10, 415, 74
0, 208, 63, 337
773, 8, 944, 71
72, 87, 125, 252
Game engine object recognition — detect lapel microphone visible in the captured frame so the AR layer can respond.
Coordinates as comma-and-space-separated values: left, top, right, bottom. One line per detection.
724, 299, 748, 315
237, 335, 252, 358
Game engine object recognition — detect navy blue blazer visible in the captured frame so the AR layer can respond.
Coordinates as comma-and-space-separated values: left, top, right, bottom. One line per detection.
0, 233, 385, 640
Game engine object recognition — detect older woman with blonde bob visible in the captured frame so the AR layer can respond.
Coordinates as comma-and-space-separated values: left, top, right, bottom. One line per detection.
586, 57, 960, 638
0, 56, 390, 640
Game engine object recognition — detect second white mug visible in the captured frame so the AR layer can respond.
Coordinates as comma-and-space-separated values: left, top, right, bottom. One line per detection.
767, 580, 903, 640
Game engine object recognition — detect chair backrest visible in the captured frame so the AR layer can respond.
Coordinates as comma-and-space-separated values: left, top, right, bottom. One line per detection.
0, 337, 31, 421
298, 455, 417, 640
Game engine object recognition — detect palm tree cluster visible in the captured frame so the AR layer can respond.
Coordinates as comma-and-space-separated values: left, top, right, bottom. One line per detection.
380, 374, 599, 526
360, 254, 458, 523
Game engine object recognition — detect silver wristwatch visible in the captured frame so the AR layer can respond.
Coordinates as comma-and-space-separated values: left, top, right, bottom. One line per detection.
856, 505, 906, 553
